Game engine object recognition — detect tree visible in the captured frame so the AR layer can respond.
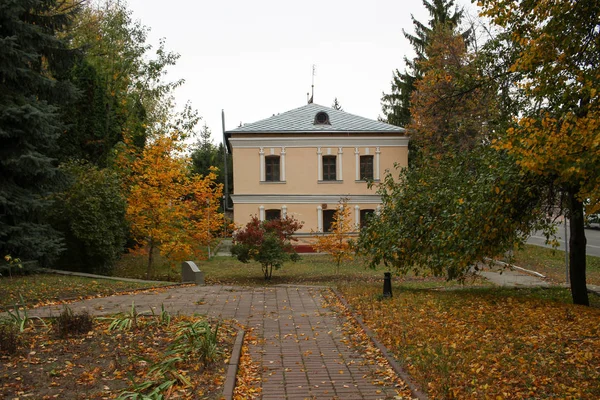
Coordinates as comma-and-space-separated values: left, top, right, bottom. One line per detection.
380, 0, 469, 128
408, 26, 497, 156
190, 125, 233, 199
231, 216, 302, 280
122, 132, 224, 278
312, 198, 354, 274
357, 146, 548, 280
0, 0, 79, 263
49, 162, 128, 274
55, 58, 124, 166
68, 0, 183, 147
331, 98, 343, 111
479, 0, 600, 305
359, 15, 556, 283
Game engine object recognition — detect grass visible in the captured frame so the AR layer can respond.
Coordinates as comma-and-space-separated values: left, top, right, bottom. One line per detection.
339, 283, 600, 399
509, 244, 600, 285
0, 273, 167, 310
113, 245, 488, 288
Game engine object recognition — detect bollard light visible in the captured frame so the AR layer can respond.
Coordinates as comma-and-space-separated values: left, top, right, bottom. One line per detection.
383, 272, 392, 298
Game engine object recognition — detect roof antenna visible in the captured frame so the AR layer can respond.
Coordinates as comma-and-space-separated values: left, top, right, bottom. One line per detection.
307, 64, 315, 104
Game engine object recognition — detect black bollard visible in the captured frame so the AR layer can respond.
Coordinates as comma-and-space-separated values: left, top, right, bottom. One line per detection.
383, 272, 392, 298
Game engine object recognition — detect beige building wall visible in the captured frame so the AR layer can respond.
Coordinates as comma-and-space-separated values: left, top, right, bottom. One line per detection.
233, 146, 408, 195
229, 134, 408, 233
232, 202, 382, 234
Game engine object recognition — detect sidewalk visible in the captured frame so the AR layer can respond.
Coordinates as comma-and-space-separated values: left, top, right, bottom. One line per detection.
29, 285, 413, 399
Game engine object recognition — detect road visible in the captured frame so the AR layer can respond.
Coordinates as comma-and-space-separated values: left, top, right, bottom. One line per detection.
527, 223, 600, 258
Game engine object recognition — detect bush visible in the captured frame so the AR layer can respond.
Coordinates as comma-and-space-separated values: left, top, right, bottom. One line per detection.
0, 322, 20, 355
231, 216, 302, 280
49, 162, 128, 274
54, 306, 93, 338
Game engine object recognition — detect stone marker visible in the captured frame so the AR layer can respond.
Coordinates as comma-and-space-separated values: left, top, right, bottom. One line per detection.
181, 261, 204, 285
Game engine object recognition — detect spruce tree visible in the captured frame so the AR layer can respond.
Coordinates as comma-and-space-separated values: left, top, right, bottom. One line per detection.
380, 0, 469, 127
0, 0, 78, 263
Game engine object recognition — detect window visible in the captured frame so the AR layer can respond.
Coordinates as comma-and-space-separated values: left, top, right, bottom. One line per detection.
360, 155, 374, 180
360, 209, 374, 229
265, 209, 281, 221
322, 155, 336, 181
323, 209, 336, 232
265, 155, 280, 182
314, 111, 330, 125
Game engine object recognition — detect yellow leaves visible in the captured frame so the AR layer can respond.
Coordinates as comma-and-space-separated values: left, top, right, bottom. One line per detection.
311, 198, 355, 273
123, 131, 224, 268
341, 284, 600, 399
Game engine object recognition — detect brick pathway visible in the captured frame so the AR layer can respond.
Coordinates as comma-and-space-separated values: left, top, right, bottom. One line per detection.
29, 285, 405, 399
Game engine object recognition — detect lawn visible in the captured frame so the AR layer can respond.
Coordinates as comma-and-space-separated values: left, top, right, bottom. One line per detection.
114, 250, 487, 289
1, 273, 169, 310
509, 244, 600, 285
339, 283, 600, 399
0, 312, 235, 399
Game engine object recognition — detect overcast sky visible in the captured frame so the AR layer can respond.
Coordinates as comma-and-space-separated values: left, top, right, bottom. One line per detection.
126, 0, 477, 144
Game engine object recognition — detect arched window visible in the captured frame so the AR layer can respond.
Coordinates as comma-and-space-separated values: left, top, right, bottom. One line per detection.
314, 111, 330, 125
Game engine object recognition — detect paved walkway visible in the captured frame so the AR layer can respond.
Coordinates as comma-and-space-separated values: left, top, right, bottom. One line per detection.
29, 285, 408, 399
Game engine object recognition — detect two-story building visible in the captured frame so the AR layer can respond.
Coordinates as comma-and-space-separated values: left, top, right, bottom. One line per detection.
225, 103, 408, 234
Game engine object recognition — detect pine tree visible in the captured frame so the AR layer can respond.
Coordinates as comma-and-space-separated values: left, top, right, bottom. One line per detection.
0, 0, 78, 262
331, 98, 343, 111
380, 0, 469, 128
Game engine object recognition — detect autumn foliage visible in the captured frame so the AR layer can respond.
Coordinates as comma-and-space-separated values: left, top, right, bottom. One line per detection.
121, 131, 223, 278
312, 198, 355, 273
479, 0, 600, 305
341, 284, 600, 399
409, 26, 497, 156
231, 216, 302, 280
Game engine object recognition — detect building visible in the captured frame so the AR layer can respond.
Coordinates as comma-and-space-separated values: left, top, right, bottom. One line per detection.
225, 103, 408, 235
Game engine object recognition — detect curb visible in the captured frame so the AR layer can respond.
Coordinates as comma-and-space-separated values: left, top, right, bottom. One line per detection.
222, 328, 245, 400
40, 268, 175, 285
0, 278, 189, 312
332, 288, 428, 400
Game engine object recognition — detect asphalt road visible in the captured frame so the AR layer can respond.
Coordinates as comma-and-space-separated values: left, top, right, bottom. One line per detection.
527, 223, 600, 258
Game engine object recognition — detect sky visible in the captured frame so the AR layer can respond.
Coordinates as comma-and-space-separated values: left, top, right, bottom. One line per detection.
126, 0, 477, 144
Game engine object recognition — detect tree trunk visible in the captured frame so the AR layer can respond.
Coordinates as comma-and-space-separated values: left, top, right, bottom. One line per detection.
147, 241, 154, 280
568, 189, 589, 306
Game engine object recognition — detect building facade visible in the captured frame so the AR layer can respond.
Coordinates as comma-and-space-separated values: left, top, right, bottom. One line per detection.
225, 103, 408, 234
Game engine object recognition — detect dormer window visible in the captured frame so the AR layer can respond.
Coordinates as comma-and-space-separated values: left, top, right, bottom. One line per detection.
314, 111, 330, 125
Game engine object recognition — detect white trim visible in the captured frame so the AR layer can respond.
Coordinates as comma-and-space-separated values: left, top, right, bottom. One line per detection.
259, 147, 265, 181
354, 205, 360, 229
354, 147, 360, 181
280, 147, 286, 181
259, 205, 265, 221
231, 194, 382, 204
317, 147, 323, 181
317, 205, 323, 232
282, 205, 287, 218
375, 147, 381, 180
229, 136, 409, 149
337, 147, 343, 181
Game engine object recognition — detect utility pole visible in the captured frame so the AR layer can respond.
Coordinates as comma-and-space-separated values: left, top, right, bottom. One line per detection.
221, 109, 229, 211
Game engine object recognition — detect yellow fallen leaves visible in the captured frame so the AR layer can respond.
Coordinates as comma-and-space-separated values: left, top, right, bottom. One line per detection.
341, 284, 600, 399
233, 329, 262, 400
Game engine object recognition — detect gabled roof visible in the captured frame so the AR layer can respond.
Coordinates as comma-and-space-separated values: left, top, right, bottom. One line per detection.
226, 103, 405, 134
